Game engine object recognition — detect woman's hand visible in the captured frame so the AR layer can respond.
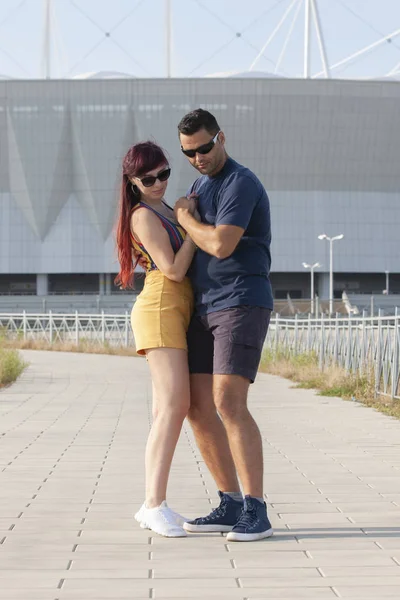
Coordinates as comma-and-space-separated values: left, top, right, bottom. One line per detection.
132, 248, 147, 270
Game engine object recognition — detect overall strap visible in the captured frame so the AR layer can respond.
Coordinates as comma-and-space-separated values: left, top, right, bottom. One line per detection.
138, 203, 185, 249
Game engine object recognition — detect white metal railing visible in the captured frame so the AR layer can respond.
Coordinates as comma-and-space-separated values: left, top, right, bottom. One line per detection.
0, 311, 134, 349
266, 310, 400, 400
0, 310, 399, 400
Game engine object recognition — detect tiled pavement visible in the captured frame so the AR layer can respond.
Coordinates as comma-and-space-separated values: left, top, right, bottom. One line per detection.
0, 349, 400, 599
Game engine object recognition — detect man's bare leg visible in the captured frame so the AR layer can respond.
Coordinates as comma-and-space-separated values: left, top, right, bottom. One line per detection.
187, 373, 240, 493
213, 374, 263, 498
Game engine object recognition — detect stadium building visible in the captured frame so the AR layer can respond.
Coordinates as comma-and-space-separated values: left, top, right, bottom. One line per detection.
0, 74, 399, 313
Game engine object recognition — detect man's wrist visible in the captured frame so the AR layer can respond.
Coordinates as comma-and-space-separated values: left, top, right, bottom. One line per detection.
176, 207, 192, 227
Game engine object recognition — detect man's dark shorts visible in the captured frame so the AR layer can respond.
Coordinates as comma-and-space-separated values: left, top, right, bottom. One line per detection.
187, 306, 271, 383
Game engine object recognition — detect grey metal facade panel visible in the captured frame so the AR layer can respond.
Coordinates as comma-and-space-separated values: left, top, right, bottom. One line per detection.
270, 191, 400, 273
0, 78, 399, 275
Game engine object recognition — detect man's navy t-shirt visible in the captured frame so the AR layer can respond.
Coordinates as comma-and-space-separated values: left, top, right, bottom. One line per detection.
188, 157, 273, 316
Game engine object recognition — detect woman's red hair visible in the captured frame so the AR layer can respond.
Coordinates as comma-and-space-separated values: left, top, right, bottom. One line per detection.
115, 141, 168, 289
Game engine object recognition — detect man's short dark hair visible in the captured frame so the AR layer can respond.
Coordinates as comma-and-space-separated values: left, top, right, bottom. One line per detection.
178, 108, 220, 136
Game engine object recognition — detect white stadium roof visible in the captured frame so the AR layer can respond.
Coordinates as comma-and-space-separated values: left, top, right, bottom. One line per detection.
205, 70, 285, 79
72, 71, 136, 80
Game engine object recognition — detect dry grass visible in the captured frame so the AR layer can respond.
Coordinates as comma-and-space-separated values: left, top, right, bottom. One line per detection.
1, 337, 140, 357
259, 348, 400, 420
0, 347, 27, 388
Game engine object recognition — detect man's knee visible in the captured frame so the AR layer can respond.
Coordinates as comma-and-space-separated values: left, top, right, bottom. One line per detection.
188, 396, 217, 423
188, 374, 215, 424
215, 397, 247, 422
213, 375, 250, 422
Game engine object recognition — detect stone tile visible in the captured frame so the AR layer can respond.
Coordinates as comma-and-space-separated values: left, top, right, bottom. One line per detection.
296, 539, 380, 549
152, 567, 322, 579
73, 540, 151, 550
374, 539, 400, 549
0, 349, 398, 600
62, 578, 236, 591
59, 597, 149, 600
278, 513, 352, 524
0, 592, 60, 599
321, 566, 400, 577
271, 503, 340, 513
151, 588, 336, 599
228, 553, 312, 567
78, 531, 154, 543
63, 569, 149, 578
334, 587, 400, 598
0, 558, 70, 569
302, 551, 396, 566
3, 532, 81, 544
0, 573, 60, 588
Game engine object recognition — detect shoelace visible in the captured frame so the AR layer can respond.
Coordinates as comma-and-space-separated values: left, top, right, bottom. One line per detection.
203, 499, 227, 522
235, 505, 257, 529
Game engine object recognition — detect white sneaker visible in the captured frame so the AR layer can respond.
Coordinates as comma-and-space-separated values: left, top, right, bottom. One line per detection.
167, 507, 188, 527
135, 502, 187, 528
134, 501, 187, 537
134, 503, 147, 526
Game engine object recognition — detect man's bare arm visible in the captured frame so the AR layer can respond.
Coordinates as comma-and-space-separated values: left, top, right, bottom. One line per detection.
175, 198, 244, 259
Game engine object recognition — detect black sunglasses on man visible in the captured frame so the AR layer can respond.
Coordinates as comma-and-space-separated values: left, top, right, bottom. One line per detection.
180, 131, 220, 158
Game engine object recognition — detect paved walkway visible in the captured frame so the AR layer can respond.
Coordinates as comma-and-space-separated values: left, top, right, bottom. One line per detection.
0, 350, 400, 599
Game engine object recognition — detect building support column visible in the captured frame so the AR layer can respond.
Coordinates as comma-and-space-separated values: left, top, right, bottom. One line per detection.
99, 273, 105, 295
317, 272, 329, 300
36, 274, 48, 296
105, 273, 112, 296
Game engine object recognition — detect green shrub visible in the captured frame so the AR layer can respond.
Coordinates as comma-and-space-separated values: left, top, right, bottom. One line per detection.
0, 347, 27, 387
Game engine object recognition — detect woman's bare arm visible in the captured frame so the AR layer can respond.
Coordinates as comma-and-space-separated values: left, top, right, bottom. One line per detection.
131, 210, 195, 283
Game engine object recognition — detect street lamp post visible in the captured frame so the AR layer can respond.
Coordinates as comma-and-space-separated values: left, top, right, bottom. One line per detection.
302, 262, 321, 315
385, 270, 390, 295
318, 233, 344, 316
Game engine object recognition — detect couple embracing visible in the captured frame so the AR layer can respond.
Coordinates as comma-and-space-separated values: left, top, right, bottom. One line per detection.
115, 108, 273, 542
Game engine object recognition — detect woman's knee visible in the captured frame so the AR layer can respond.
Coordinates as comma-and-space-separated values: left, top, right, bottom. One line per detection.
158, 396, 190, 422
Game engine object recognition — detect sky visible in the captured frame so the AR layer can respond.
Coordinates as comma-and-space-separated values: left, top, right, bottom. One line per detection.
1, 0, 400, 80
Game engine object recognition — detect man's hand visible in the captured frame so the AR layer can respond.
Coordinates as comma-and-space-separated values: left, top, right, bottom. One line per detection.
174, 194, 198, 224
193, 208, 201, 222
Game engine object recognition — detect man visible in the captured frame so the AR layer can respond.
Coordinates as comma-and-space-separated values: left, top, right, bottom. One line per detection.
174, 108, 274, 542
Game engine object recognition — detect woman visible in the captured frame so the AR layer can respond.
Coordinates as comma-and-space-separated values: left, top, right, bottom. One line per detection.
115, 141, 196, 538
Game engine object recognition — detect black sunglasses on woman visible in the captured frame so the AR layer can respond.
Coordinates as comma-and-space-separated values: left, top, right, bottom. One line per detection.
132, 167, 171, 188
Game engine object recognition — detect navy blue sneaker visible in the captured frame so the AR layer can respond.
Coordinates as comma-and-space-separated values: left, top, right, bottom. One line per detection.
183, 491, 243, 533
226, 495, 273, 542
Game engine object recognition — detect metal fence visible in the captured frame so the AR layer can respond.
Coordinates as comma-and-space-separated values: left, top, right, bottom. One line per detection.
268, 310, 400, 400
0, 311, 134, 349
0, 310, 399, 400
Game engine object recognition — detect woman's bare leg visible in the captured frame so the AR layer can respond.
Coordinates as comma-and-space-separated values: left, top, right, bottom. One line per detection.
144, 348, 190, 508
